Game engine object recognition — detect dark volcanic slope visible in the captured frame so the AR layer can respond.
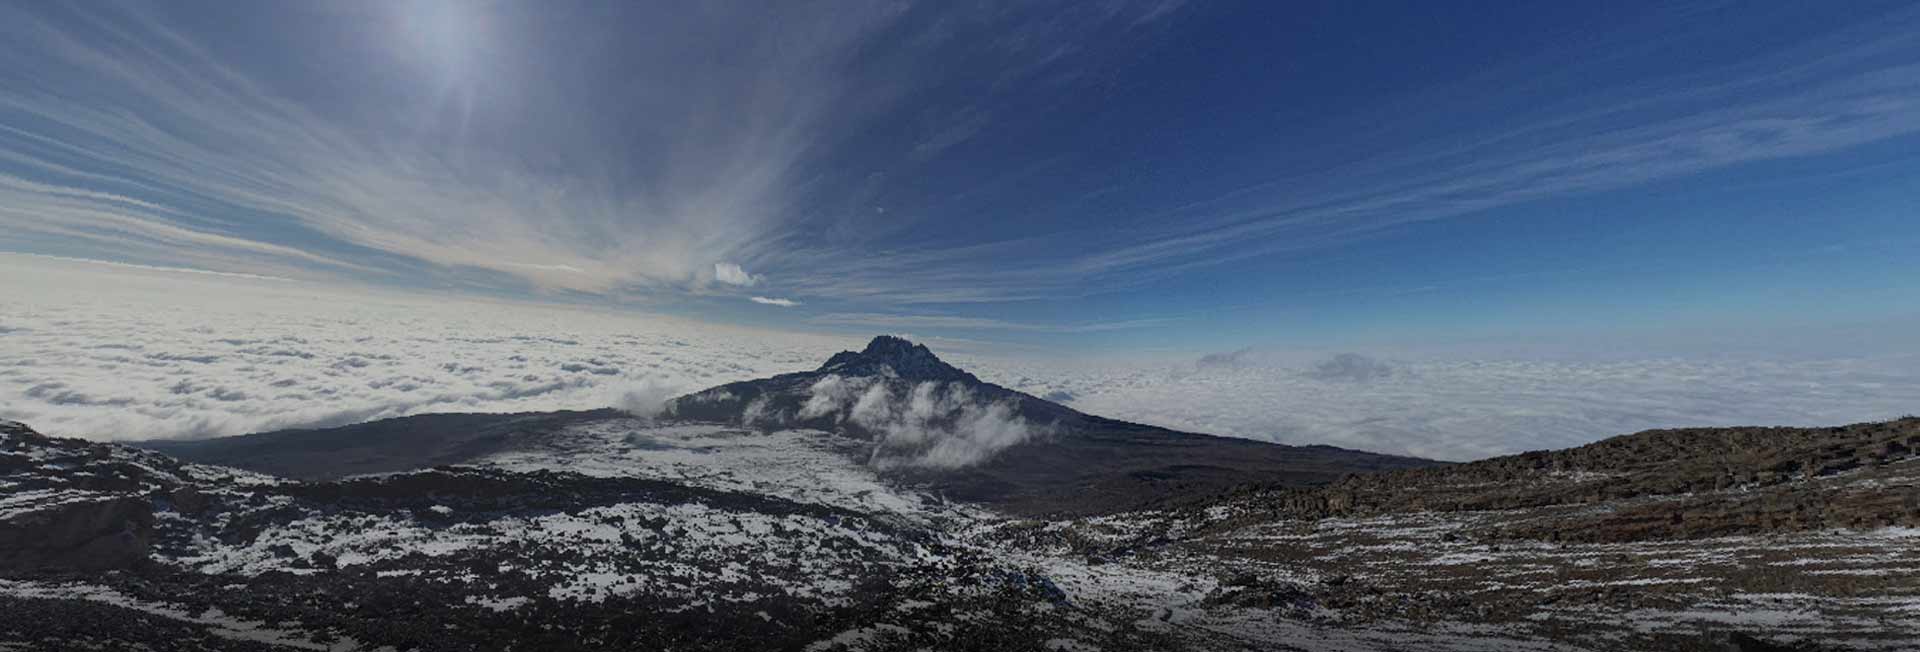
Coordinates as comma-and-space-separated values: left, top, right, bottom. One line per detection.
665, 336, 1440, 515
139, 409, 620, 480
902, 415, 1434, 516
137, 336, 1438, 516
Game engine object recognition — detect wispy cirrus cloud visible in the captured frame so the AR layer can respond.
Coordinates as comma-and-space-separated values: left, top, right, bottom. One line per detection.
787, 7, 1920, 303
2, 252, 295, 283
0, 1, 1189, 309
0, 2, 865, 295
750, 296, 800, 307
1, 1, 1917, 318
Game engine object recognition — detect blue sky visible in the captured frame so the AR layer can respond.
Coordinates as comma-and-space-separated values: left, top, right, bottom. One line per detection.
3, 0, 1918, 356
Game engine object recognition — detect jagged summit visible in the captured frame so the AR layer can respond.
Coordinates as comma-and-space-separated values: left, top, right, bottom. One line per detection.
0, 419, 54, 449
816, 335, 978, 383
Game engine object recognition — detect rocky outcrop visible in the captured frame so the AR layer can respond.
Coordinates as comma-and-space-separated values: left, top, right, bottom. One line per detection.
1206, 417, 1920, 542
816, 335, 980, 383
0, 421, 172, 572
0, 495, 152, 572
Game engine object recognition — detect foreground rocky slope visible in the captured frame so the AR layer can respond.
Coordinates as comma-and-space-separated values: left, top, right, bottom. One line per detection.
1030, 417, 1920, 651
11, 412, 1920, 651
1, 419, 237, 573
5, 418, 1135, 650
1205, 417, 1920, 541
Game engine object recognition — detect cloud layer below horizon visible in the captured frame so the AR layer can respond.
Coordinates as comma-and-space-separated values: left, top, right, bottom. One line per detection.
0, 256, 849, 441
6, 259, 1917, 462
994, 352, 1920, 461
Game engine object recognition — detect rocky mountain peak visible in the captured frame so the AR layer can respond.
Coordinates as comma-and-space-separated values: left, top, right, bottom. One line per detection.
815, 335, 977, 383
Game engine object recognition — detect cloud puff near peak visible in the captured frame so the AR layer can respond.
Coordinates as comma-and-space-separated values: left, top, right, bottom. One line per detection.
750, 296, 799, 307
798, 374, 1046, 469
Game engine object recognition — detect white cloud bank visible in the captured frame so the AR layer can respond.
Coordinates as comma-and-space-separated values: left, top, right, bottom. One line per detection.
4, 256, 1916, 463
0, 255, 848, 441
750, 296, 799, 307
975, 351, 1920, 461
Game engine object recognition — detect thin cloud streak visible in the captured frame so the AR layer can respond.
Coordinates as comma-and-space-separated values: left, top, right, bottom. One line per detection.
0, 252, 295, 282
797, 7, 1920, 302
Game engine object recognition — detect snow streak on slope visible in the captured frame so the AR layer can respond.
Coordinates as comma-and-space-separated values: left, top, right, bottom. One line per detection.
162, 477, 937, 607
478, 420, 977, 521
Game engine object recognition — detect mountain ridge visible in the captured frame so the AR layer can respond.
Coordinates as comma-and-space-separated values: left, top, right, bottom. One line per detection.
146, 336, 1440, 515
1193, 416, 1920, 542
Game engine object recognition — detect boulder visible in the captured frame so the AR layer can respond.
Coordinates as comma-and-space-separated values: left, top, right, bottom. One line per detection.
170, 486, 210, 515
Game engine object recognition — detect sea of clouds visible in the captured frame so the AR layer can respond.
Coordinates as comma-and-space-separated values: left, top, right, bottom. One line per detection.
0, 256, 850, 441
989, 351, 1920, 461
5, 255, 1916, 462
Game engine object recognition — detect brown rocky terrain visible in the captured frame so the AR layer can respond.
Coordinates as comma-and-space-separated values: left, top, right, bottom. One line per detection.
1203, 417, 1920, 541
986, 417, 1920, 651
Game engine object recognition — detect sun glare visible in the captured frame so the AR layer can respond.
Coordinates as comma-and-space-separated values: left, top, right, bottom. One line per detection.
396, 0, 485, 82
